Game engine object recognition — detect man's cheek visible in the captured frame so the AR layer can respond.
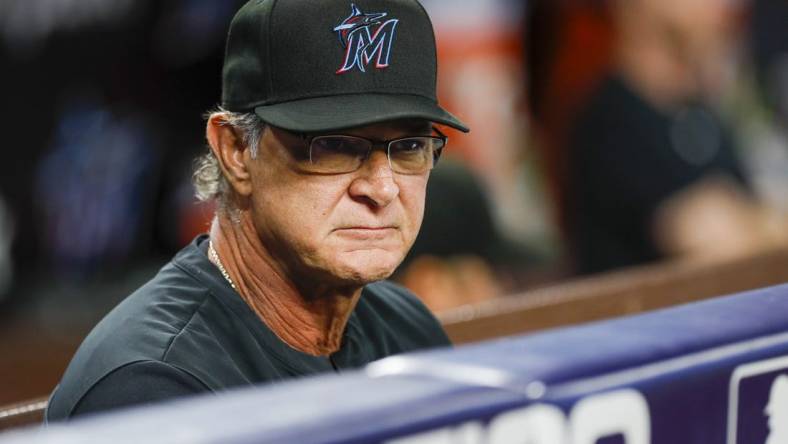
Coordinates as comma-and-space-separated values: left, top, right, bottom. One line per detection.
409, 198, 427, 240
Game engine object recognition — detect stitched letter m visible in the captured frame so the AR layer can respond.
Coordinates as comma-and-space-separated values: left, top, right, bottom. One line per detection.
337, 19, 399, 74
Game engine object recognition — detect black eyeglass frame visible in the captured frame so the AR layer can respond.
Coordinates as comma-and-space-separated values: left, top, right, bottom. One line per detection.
295, 126, 448, 175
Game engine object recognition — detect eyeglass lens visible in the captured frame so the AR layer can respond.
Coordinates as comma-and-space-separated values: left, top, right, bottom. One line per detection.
307, 135, 444, 174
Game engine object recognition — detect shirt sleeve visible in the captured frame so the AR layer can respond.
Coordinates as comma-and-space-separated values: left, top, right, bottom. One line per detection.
70, 360, 211, 418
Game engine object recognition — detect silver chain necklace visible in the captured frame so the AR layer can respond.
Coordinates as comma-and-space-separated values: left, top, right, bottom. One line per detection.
208, 241, 237, 291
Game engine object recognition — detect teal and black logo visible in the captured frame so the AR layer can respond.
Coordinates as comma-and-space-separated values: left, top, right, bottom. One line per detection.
333, 4, 399, 74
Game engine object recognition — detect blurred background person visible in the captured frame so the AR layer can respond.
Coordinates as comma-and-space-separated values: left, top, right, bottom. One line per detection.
394, 160, 538, 312
525, 0, 788, 275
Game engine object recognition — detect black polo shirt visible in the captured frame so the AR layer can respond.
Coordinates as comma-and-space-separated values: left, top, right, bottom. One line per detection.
46, 235, 450, 421
566, 75, 749, 274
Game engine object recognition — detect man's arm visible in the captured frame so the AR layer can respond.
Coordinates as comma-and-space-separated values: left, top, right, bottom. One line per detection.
70, 360, 211, 418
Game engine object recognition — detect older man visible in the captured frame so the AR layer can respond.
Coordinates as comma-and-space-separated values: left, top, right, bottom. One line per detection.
46, 0, 467, 421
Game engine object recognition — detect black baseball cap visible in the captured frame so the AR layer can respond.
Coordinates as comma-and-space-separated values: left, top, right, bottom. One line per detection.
221, 0, 469, 133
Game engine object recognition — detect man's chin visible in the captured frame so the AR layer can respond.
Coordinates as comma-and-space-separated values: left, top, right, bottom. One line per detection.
332, 250, 403, 284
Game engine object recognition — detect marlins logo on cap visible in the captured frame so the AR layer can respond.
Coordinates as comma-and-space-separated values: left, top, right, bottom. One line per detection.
334, 4, 399, 74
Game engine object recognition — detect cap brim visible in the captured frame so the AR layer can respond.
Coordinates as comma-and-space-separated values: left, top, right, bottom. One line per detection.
253, 93, 469, 133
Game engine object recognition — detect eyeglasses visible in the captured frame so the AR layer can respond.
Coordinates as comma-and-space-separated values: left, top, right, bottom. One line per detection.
293, 127, 447, 175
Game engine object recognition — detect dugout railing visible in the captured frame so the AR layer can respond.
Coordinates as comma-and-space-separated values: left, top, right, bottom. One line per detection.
1, 283, 788, 443
441, 247, 788, 344
1, 247, 787, 433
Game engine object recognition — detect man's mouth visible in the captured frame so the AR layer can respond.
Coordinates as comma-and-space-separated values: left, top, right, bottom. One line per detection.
333, 226, 398, 240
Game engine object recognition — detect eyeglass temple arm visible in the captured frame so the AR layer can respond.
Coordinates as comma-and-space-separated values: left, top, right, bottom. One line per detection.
430, 126, 448, 164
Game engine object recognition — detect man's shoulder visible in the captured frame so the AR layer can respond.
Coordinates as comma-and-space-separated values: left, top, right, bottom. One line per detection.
357, 280, 451, 352
47, 240, 233, 421
83, 247, 222, 362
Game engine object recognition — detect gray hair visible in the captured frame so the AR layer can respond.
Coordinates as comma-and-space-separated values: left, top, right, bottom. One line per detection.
193, 107, 266, 206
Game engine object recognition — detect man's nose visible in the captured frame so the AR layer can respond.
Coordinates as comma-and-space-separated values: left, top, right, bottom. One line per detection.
348, 150, 399, 207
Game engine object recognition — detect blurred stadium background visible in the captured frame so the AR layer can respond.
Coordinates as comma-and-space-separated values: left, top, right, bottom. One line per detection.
1, 0, 787, 418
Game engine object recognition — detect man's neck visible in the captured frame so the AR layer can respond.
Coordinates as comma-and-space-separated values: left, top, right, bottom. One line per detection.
208, 211, 362, 356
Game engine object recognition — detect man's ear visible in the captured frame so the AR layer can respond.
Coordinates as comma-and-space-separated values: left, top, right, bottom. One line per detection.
206, 113, 253, 197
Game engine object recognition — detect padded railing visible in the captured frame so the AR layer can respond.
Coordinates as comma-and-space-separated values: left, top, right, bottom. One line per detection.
1, 248, 786, 435
440, 247, 788, 343
1, 283, 787, 443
